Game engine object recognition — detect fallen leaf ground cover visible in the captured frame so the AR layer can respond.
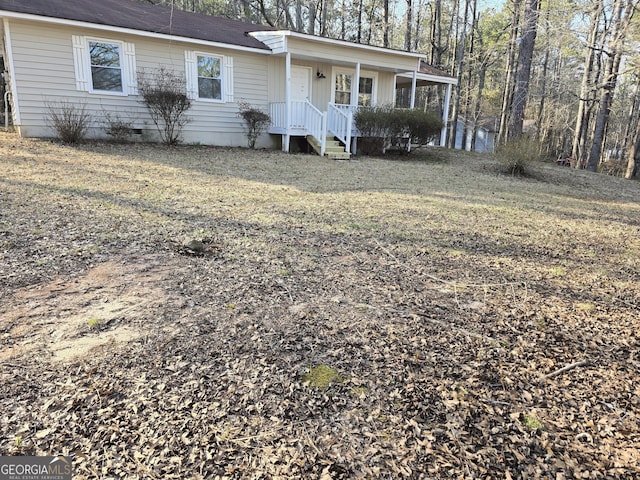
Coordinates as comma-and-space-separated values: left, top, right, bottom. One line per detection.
1, 133, 639, 479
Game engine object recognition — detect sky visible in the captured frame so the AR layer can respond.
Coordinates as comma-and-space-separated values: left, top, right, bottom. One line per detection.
478, 0, 507, 13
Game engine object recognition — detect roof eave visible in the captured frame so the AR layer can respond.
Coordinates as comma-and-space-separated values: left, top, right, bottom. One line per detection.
0, 9, 273, 54
250, 29, 426, 60
397, 71, 458, 86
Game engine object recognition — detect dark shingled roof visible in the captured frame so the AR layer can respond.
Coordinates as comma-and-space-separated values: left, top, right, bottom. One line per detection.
0, 0, 274, 50
419, 60, 455, 79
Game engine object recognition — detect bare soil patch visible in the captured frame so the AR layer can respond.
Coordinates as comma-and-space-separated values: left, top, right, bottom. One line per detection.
1, 255, 183, 362
1, 133, 639, 478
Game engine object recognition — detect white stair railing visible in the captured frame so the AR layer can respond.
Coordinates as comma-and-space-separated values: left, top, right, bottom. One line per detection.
328, 103, 354, 153
270, 100, 332, 156
304, 101, 327, 156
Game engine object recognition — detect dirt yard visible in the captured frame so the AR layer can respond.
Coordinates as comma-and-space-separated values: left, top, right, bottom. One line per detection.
1, 133, 639, 479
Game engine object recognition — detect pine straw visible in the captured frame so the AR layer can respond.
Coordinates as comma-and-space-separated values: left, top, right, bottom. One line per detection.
1, 133, 639, 478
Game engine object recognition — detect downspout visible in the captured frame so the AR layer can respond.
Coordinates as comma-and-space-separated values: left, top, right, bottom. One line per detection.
440, 83, 452, 147
2, 19, 21, 129
284, 51, 291, 152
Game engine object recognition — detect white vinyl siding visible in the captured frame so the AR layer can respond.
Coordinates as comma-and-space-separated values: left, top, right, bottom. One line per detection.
72, 35, 136, 95
185, 51, 234, 102
7, 19, 269, 145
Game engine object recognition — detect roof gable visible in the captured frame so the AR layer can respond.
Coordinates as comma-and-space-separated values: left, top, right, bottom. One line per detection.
0, 0, 274, 50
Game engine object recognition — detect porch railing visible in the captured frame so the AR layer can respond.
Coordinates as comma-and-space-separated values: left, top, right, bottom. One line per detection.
270, 101, 359, 156
270, 102, 286, 131
270, 100, 328, 155
328, 103, 354, 154
305, 102, 327, 156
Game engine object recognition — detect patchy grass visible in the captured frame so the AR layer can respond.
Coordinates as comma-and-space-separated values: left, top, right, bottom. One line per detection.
302, 364, 346, 388
1, 133, 639, 478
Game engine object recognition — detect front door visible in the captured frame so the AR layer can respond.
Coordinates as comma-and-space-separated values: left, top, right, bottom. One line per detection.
290, 66, 311, 129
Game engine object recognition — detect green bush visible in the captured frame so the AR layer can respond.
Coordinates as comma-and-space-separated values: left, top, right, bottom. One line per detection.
354, 105, 395, 139
403, 109, 443, 145
494, 135, 543, 175
354, 106, 443, 155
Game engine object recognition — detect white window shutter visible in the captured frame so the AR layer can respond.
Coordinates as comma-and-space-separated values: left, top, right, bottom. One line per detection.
72, 35, 89, 91
123, 42, 138, 95
224, 56, 234, 103
184, 50, 198, 100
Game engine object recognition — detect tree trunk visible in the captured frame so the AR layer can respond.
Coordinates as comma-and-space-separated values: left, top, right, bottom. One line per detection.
471, 58, 488, 152
507, 0, 540, 139
586, 0, 634, 172
320, 0, 328, 36
571, 0, 603, 168
534, 1, 550, 142
356, 0, 363, 43
307, 1, 316, 34
383, 0, 390, 47
497, 0, 522, 145
405, 0, 413, 51
625, 119, 640, 179
413, 1, 422, 52
449, 0, 471, 148
463, 0, 478, 151
430, 0, 443, 66
340, 0, 347, 39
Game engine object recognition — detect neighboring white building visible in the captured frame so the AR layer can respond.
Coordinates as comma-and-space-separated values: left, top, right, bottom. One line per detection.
0, 0, 457, 158
454, 117, 498, 153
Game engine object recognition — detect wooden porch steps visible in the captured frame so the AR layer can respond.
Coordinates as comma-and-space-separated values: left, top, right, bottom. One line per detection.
307, 135, 351, 160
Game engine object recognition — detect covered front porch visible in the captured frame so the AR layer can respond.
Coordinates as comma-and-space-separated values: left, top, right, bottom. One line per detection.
249, 30, 456, 159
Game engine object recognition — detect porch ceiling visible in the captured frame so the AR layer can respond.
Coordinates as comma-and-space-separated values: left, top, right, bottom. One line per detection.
251, 31, 424, 73
283, 51, 406, 72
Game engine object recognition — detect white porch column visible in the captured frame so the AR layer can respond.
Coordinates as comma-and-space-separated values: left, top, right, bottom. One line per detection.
350, 62, 361, 154
284, 52, 291, 152
410, 70, 417, 109
440, 83, 452, 147
352, 62, 361, 107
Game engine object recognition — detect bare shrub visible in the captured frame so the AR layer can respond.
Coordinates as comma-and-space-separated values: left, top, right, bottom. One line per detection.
237, 101, 271, 149
138, 68, 191, 145
102, 111, 134, 143
46, 101, 91, 144
494, 136, 542, 176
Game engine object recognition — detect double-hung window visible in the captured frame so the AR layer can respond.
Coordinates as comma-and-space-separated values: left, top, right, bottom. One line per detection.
72, 36, 137, 95
358, 77, 374, 106
197, 55, 222, 100
334, 71, 376, 106
335, 73, 352, 105
89, 41, 123, 92
185, 51, 234, 102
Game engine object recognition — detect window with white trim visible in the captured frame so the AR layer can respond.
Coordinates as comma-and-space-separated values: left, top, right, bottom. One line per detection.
333, 71, 376, 106
358, 77, 374, 106
72, 36, 137, 95
89, 41, 123, 92
185, 51, 234, 103
197, 55, 221, 100
335, 73, 352, 105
